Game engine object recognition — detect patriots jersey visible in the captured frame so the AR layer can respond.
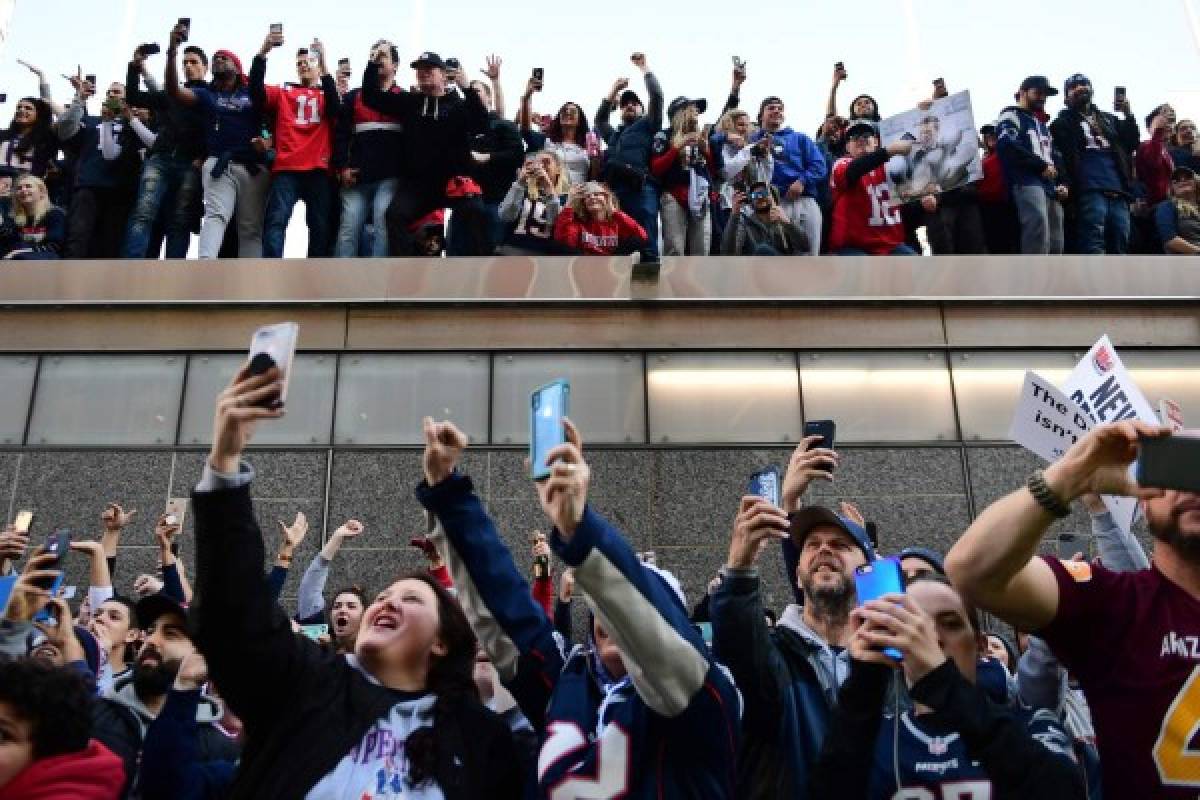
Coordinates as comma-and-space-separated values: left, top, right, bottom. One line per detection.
995, 106, 1056, 190
417, 474, 741, 799
868, 708, 1075, 799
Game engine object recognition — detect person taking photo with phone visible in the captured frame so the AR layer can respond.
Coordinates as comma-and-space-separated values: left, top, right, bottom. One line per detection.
720, 179, 809, 256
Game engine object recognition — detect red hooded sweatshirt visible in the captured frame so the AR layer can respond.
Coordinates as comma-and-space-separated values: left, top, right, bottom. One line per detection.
552, 208, 648, 255
0, 740, 125, 800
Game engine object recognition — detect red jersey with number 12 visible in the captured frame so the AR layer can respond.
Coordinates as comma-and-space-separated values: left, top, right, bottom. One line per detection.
1038, 556, 1200, 798
828, 156, 904, 255
262, 83, 334, 173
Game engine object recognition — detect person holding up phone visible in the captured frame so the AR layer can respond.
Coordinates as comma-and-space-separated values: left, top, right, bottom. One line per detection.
944, 421, 1200, 799
552, 180, 648, 255
496, 149, 569, 255
809, 573, 1084, 799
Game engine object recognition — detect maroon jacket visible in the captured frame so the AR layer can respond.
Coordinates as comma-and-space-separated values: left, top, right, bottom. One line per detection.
1137, 126, 1174, 205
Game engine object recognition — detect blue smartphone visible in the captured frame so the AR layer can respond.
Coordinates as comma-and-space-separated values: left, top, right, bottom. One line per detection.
0, 575, 16, 616
854, 557, 905, 661
530, 379, 570, 480
31, 528, 69, 624
748, 466, 781, 507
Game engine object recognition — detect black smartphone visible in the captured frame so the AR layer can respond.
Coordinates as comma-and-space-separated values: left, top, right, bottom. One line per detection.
1115, 86, 1127, 110
803, 419, 837, 471
1137, 434, 1200, 493
139, 43, 161, 56
0, 94, 7, 104
835, 61, 846, 77
85, 74, 97, 87
34, 528, 70, 592
177, 18, 190, 42
532, 67, 544, 83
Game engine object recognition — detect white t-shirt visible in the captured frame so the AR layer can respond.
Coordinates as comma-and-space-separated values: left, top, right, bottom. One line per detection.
306, 691, 445, 800
548, 141, 590, 187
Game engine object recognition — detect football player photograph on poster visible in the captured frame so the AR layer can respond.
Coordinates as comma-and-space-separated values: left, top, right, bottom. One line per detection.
881, 90, 983, 200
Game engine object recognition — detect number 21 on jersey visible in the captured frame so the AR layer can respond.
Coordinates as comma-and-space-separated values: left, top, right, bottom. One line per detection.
294, 95, 321, 126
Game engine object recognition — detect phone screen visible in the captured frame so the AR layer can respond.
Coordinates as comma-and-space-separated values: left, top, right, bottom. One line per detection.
803, 420, 837, 472
0, 575, 16, 616
1137, 434, 1200, 493
248, 322, 298, 408
530, 380, 569, 480
13, 510, 33, 534
532, 67, 544, 82
854, 558, 905, 660
748, 467, 781, 507
300, 624, 329, 640
165, 497, 189, 531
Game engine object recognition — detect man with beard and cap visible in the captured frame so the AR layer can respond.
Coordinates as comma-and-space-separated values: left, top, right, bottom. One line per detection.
594, 52, 665, 263
946, 422, 1200, 798
165, 21, 270, 259
997, 76, 1068, 254
92, 592, 238, 799
1049, 73, 1140, 254
711, 435, 874, 800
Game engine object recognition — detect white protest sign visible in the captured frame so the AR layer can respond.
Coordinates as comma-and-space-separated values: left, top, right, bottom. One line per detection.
1062, 335, 1160, 533
1008, 371, 1093, 462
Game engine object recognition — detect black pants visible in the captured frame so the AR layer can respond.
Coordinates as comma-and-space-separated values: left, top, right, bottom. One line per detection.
979, 201, 1020, 255
65, 186, 133, 259
925, 200, 988, 255
384, 179, 488, 257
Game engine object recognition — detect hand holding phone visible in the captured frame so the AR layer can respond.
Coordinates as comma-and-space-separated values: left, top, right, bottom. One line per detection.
748, 466, 782, 508
802, 420, 837, 473
1137, 433, 1200, 493
530, 380, 569, 480
1114, 86, 1128, 112
177, 18, 190, 43
531, 67, 544, 88
247, 322, 298, 409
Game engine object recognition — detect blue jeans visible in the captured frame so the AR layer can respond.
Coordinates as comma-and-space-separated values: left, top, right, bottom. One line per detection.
1075, 190, 1131, 255
121, 153, 201, 259
334, 178, 398, 257
614, 182, 660, 259
836, 244, 918, 256
263, 170, 335, 258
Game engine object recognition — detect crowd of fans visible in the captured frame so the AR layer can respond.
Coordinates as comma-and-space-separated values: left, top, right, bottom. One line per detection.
0, 357, 1196, 800
2, 18, 1198, 261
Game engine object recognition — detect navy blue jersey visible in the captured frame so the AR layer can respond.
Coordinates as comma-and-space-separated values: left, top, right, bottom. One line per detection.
418, 474, 741, 799
995, 106, 1056, 193
868, 707, 1075, 799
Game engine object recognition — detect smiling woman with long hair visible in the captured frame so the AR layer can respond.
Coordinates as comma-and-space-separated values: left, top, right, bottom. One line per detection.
0, 97, 57, 179
190, 364, 523, 800
0, 174, 65, 259
517, 73, 597, 187
552, 180, 647, 255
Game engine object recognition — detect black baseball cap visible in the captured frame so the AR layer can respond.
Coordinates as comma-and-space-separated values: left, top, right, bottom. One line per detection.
980, 123, 997, 136
1019, 75, 1059, 96
668, 96, 707, 117
410, 51, 446, 70
135, 592, 189, 631
845, 118, 879, 138
618, 89, 642, 108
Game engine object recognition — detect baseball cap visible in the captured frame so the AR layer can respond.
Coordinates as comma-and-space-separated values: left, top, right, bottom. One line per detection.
897, 546, 946, 575
789, 506, 876, 563
1064, 73, 1092, 93
135, 592, 189, 631
845, 118, 879, 138
1173, 166, 1197, 180
1019, 76, 1059, 96
980, 123, 997, 136
668, 96, 707, 117
410, 51, 446, 70
618, 89, 642, 108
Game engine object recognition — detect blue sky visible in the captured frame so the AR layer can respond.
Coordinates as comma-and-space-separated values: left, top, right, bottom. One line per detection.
3, 0, 1199, 254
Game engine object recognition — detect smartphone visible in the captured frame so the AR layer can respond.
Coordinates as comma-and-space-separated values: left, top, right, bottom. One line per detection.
270, 22, 283, 46
732, 55, 745, 70
1137, 434, 1200, 493
13, 510, 33, 534
297, 48, 309, 57
300, 623, 329, 641
0, 94, 6, 104
854, 558, 905, 661
338, 58, 351, 76
933, 77, 946, 89
803, 420, 837, 472
139, 43, 161, 56
638, 550, 657, 565
697, 621, 714, 646
30, 528, 69, 621
177, 18, 190, 42
748, 466, 781, 507
0, 575, 16, 616
247, 322, 299, 409
85, 74, 97, 88
530, 379, 569, 480
532, 67, 544, 83
1115, 86, 1127, 110
164, 497, 188, 530
835, 61, 846, 78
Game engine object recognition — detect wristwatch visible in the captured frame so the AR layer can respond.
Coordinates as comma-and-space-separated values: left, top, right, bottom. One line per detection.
1027, 470, 1071, 518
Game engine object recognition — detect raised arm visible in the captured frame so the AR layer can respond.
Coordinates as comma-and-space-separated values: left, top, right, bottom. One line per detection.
825, 63, 846, 119
360, 58, 412, 118
295, 518, 361, 620
517, 75, 539, 133
99, 503, 136, 582
67, 538, 113, 612
164, 24, 198, 106
946, 421, 1168, 631
481, 55, 506, 119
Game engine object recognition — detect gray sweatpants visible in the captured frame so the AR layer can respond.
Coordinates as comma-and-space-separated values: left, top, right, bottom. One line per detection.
660, 193, 711, 256
1012, 184, 1064, 255
777, 196, 822, 256
198, 158, 271, 259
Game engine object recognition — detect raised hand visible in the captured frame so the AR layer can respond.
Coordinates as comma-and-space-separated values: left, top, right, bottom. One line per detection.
855, 594, 947, 686
1045, 421, 1172, 502
482, 54, 502, 81
278, 512, 310, 550
17, 60, 44, 79
209, 363, 285, 474
781, 436, 839, 511
533, 418, 589, 538
422, 417, 468, 486
0, 525, 29, 563
102, 503, 137, 533
726, 495, 791, 569
133, 573, 164, 597
5, 550, 59, 622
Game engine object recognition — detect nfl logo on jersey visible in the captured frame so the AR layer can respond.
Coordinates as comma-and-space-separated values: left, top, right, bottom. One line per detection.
929, 737, 949, 756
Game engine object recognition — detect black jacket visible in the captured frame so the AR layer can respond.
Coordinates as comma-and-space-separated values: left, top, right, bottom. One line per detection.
125, 62, 208, 161
359, 61, 489, 186
1050, 105, 1140, 198
468, 112, 525, 203
191, 478, 522, 800
810, 659, 1085, 800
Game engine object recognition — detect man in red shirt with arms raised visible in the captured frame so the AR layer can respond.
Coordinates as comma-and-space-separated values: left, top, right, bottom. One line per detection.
828, 118, 921, 255
947, 421, 1200, 798
250, 26, 340, 258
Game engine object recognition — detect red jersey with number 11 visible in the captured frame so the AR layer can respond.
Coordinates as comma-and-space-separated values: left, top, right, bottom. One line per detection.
262, 82, 335, 173
828, 156, 904, 255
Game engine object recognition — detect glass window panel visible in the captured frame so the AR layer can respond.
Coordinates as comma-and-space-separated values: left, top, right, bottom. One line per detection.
27, 355, 185, 445
800, 351, 956, 442
335, 354, 488, 444
647, 352, 799, 443
951, 350, 1081, 441
492, 353, 644, 444
0, 356, 37, 445
179, 354, 336, 446
1121, 350, 1200, 426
